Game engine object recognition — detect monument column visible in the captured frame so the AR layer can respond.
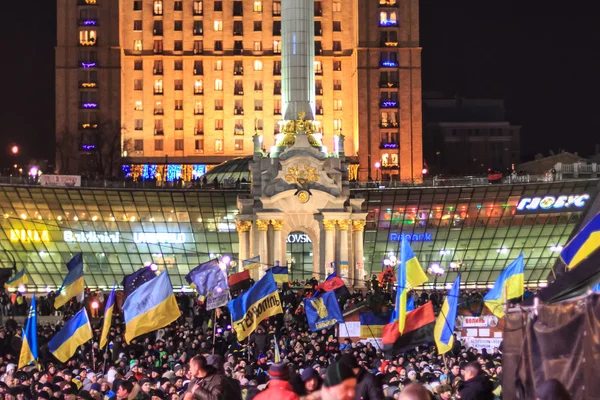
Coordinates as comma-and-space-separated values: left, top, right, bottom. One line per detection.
236, 221, 252, 272
337, 220, 351, 285
256, 220, 271, 280
352, 220, 366, 288
271, 220, 284, 266
323, 219, 336, 278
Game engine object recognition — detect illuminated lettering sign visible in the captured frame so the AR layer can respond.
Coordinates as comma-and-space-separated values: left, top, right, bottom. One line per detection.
382, 143, 399, 149
10, 229, 50, 243
516, 193, 590, 214
64, 231, 120, 243
381, 60, 398, 68
389, 232, 433, 242
381, 101, 398, 108
286, 233, 312, 244
133, 232, 186, 244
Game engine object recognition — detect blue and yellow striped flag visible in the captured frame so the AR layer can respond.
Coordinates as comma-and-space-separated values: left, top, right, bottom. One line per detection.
271, 266, 289, 283
18, 295, 38, 369
48, 307, 93, 363
434, 275, 460, 355
5, 269, 28, 290
395, 237, 428, 333
243, 256, 261, 271
55, 253, 85, 310
484, 253, 525, 318
123, 271, 180, 344
100, 284, 116, 349
561, 212, 600, 270
274, 335, 281, 363
228, 271, 283, 341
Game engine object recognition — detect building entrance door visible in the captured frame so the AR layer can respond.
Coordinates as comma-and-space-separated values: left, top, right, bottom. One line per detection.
286, 231, 313, 283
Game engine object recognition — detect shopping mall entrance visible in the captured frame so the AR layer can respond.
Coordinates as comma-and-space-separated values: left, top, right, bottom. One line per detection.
286, 231, 314, 283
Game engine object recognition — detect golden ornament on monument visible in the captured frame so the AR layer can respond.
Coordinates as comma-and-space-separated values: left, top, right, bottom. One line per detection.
297, 190, 310, 203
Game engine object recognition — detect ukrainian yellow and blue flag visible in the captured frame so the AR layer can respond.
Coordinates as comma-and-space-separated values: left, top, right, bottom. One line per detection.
48, 307, 93, 363
274, 335, 281, 362
359, 311, 390, 337
243, 256, 261, 271
484, 253, 525, 318
561, 212, 600, 270
227, 270, 283, 341
18, 295, 38, 369
100, 284, 116, 349
123, 271, 180, 343
395, 236, 428, 333
5, 268, 28, 290
54, 253, 85, 310
434, 274, 460, 355
271, 265, 289, 283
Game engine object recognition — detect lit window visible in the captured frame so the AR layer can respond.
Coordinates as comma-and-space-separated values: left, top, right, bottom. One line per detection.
134, 101, 143, 110
379, 11, 398, 26
134, 40, 143, 51
334, 99, 343, 111
154, 0, 163, 15
253, 41, 262, 51
253, 1, 262, 12
254, 60, 263, 71
194, 101, 203, 114
154, 79, 163, 93
214, 60, 223, 71
273, 40, 281, 54
215, 79, 223, 91
235, 138, 244, 150
214, 20, 223, 31
391, 154, 399, 165
334, 119, 342, 131
382, 153, 389, 166
193, 0, 203, 15
79, 30, 97, 46
215, 139, 223, 152
314, 61, 322, 74
194, 79, 204, 94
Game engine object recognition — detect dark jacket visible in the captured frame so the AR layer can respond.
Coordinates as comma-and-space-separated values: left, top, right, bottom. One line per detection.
458, 373, 494, 400
188, 366, 239, 400
355, 369, 384, 400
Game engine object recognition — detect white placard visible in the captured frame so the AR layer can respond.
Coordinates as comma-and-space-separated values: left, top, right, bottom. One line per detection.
466, 328, 478, 337
339, 321, 360, 337
206, 290, 229, 311
359, 338, 384, 350
463, 337, 502, 353
494, 332, 503, 338
479, 328, 490, 336
39, 174, 81, 187
457, 316, 499, 328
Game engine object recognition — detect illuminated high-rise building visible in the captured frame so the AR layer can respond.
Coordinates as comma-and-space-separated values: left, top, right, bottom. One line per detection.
56, 0, 422, 181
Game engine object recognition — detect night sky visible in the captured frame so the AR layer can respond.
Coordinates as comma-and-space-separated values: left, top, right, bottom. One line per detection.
1, 0, 598, 168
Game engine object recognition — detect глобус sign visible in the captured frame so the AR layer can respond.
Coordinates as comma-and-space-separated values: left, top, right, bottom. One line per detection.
515, 193, 590, 214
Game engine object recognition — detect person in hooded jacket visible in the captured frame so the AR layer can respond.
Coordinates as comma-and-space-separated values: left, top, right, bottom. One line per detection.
458, 362, 494, 400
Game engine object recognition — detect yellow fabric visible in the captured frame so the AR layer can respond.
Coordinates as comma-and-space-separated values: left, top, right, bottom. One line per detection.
5, 272, 28, 289
485, 273, 524, 318
567, 231, 600, 270
54, 276, 85, 309
99, 305, 114, 349
52, 322, 93, 363
434, 298, 454, 355
18, 335, 34, 370
273, 274, 288, 283
124, 294, 180, 344
399, 257, 428, 333
231, 291, 283, 341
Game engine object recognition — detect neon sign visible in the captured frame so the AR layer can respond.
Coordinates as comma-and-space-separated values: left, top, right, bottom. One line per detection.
286, 233, 312, 244
381, 60, 398, 67
389, 232, 433, 242
381, 101, 398, 108
379, 20, 398, 27
81, 62, 97, 68
10, 229, 50, 243
64, 230, 120, 243
133, 232, 186, 244
516, 194, 590, 214
382, 143, 399, 149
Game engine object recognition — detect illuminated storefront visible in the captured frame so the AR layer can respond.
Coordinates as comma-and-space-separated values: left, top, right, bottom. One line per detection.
0, 178, 596, 289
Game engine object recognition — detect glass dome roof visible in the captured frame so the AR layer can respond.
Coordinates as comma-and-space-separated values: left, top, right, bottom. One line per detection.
201, 157, 252, 184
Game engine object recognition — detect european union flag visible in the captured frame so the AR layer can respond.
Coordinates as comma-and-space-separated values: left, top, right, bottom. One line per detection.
304, 291, 344, 332
186, 259, 228, 297
122, 267, 157, 298
18, 295, 37, 369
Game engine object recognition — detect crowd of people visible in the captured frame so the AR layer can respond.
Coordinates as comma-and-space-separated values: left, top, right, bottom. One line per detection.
0, 278, 567, 400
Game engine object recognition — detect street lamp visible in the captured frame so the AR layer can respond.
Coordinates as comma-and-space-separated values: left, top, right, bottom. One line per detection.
374, 161, 381, 182
10, 145, 18, 155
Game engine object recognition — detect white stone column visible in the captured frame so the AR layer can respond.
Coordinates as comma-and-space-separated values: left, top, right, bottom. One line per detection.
337, 220, 351, 286
323, 220, 336, 279
353, 220, 366, 288
236, 221, 252, 272
256, 220, 270, 280
271, 220, 284, 268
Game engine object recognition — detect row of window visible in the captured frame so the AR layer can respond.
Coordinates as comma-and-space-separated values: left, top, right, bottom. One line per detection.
132, 138, 238, 153
132, 60, 342, 75
133, 39, 345, 54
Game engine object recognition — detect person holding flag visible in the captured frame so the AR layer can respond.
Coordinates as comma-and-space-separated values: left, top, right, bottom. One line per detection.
100, 284, 116, 349
18, 295, 37, 369
434, 275, 461, 355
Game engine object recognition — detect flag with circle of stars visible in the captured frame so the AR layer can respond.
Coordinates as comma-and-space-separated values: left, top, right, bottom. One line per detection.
186, 259, 229, 297
122, 267, 158, 298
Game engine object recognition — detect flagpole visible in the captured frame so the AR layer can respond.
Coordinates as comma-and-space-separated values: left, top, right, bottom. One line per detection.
212, 309, 217, 355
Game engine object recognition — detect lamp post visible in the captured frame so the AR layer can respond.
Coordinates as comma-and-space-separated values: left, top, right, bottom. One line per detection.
374, 161, 381, 183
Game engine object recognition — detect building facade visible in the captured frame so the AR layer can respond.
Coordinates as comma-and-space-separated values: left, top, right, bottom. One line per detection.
0, 176, 596, 289
56, 0, 423, 182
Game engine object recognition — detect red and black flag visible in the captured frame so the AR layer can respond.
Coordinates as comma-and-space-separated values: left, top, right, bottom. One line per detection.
228, 270, 252, 292
382, 301, 435, 356
319, 274, 350, 298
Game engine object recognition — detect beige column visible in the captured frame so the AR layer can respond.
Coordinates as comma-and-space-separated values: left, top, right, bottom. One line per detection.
323, 219, 337, 278
271, 220, 284, 267
256, 220, 271, 280
236, 221, 252, 272
352, 220, 366, 288
337, 220, 351, 285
